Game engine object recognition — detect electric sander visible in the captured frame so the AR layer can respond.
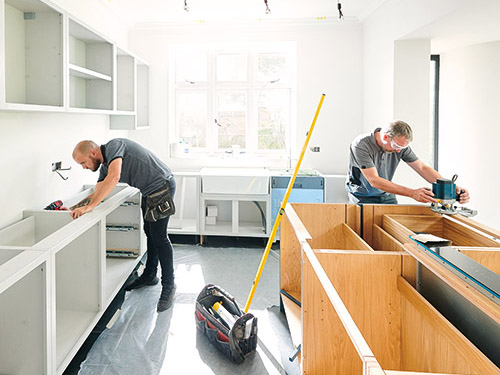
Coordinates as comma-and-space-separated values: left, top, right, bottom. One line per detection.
430, 174, 477, 217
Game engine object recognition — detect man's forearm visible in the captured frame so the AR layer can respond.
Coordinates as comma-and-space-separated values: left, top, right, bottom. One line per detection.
87, 177, 119, 209
70, 194, 94, 210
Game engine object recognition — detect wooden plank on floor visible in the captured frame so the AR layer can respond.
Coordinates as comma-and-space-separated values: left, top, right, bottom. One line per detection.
281, 293, 302, 358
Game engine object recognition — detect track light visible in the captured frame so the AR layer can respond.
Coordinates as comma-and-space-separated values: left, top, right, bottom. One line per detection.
337, 1, 344, 19
264, 0, 271, 14
184, 0, 189, 12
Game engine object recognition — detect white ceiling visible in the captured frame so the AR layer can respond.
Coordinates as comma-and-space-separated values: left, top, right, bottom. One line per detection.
100, 0, 387, 28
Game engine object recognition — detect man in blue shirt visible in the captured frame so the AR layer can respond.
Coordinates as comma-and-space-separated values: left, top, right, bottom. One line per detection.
71, 138, 176, 312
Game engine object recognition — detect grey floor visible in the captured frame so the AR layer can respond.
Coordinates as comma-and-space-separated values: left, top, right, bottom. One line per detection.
77, 243, 300, 375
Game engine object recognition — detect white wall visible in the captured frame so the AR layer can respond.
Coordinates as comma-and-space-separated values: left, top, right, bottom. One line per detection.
439, 42, 500, 227
0, 0, 130, 229
363, 0, 500, 226
128, 21, 364, 175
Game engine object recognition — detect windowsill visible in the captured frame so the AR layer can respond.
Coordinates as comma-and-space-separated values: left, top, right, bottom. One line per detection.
168, 151, 293, 169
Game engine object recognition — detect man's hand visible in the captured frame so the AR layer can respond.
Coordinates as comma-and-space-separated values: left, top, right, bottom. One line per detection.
71, 205, 93, 219
411, 187, 437, 203
456, 186, 470, 204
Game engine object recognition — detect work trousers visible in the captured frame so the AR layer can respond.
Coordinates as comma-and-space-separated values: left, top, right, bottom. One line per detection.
141, 178, 176, 287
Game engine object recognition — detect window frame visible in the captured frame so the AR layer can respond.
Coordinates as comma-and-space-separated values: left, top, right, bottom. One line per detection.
168, 42, 296, 159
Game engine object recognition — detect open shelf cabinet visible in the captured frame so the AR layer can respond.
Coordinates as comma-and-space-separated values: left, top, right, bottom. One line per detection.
2, 0, 63, 109
1, 0, 150, 125
0, 249, 48, 375
0, 184, 145, 374
68, 18, 113, 110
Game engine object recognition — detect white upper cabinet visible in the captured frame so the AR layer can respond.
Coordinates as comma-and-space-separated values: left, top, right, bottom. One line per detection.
0, 0, 150, 128
2, 0, 63, 110
68, 18, 113, 111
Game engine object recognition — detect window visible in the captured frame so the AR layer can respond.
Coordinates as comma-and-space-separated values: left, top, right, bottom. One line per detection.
430, 55, 440, 169
170, 43, 296, 157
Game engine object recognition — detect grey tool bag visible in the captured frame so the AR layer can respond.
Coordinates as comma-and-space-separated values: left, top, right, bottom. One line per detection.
195, 284, 258, 364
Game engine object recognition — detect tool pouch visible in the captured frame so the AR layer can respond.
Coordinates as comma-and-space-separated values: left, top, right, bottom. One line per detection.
195, 284, 258, 364
143, 184, 175, 222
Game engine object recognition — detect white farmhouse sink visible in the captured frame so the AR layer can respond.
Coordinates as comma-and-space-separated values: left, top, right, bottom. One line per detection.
201, 168, 270, 195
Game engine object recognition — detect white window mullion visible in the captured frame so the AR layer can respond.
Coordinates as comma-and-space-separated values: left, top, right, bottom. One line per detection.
208, 48, 217, 154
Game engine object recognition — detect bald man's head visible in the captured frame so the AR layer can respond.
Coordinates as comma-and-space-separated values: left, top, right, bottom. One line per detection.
73, 140, 101, 172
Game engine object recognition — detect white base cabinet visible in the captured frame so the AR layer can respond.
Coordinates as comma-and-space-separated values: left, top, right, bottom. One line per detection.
0, 184, 145, 375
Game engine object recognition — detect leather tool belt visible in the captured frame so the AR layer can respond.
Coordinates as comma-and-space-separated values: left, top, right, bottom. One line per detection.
143, 183, 175, 222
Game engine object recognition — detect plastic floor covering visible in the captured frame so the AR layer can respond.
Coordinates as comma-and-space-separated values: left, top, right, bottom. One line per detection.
66, 243, 300, 375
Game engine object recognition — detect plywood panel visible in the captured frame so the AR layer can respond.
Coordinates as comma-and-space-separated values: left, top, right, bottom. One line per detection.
291, 203, 348, 249
443, 217, 499, 247
341, 223, 373, 251
372, 224, 404, 251
315, 251, 402, 370
363, 204, 438, 245
401, 254, 417, 288
398, 276, 499, 374
385, 215, 444, 237
302, 252, 364, 375
403, 243, 500, 326
280, 212, 303, 296
382, 215, 415, 245
457, 248, 500, 275
281, 294, 301, 356
346, 204, 361, 236
452, 215, 500, 242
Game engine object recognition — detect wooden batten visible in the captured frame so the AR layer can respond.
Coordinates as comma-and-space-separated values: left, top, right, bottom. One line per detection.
362, 204, 438, 246
442, 216, 499, 247
452, 214, 500, 241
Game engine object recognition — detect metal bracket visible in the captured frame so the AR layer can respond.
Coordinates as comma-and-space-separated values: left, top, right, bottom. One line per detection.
52, 161, 71, 180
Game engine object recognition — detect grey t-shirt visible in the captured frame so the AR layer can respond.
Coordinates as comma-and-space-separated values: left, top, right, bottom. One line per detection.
346, 128, 418, 197
98, 138, 172, 196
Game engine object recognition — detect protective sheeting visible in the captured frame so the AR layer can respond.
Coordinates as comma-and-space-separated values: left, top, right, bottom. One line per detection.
78, 244, 300, 375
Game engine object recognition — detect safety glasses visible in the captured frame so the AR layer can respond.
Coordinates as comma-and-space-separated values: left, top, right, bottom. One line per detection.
390, 138, 408, 150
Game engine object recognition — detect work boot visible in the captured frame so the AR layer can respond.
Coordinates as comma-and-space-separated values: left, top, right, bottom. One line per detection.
157, 284, 177, 312
125, 275, 159, 291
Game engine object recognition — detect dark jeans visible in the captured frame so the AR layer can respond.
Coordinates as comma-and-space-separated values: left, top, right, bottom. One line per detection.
348, 192, 398, 205
141, 178, 176, 287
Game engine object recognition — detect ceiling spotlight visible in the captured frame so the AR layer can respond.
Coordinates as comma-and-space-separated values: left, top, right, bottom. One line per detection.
264, 0, 271, 14
337, 1, 344, 19
184, 0, 189, 12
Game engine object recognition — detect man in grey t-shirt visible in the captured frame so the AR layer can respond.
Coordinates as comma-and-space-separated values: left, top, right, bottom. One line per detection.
346, 120, 470, 204
70, 138, 177, 312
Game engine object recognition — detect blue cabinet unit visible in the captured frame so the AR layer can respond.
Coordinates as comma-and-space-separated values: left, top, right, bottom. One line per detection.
271, 176, 324, 239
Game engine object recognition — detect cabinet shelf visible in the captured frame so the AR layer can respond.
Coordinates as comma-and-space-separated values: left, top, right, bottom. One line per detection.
69, 63, 112, 81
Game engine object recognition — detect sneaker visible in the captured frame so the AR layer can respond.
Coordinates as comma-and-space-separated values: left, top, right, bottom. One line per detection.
157, 284, 177, 312
125, 275, 159, 291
